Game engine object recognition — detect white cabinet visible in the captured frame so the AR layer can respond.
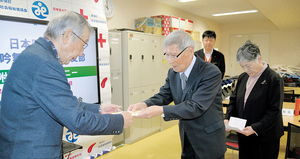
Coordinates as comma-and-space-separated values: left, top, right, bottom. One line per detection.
108, 32, 124, 145
119, 31, 162, 144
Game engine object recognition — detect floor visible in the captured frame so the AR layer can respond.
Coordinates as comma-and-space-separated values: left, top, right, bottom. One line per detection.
97, 125, 287, 159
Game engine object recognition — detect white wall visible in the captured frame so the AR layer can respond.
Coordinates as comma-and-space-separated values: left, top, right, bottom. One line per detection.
220, 20, 300, 76
107, 0, 300, 77
106, 0, 221, 49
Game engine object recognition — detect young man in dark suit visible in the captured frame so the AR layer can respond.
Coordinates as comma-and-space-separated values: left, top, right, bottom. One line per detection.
194, 30, 225, 78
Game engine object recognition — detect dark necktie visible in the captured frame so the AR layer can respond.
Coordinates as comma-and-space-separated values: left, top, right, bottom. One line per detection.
181, 73, 187, 90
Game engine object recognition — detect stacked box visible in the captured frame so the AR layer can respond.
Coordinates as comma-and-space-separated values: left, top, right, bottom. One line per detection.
152, 17, 162, 35
162, 27, 170, 36
170, 16, 180, 28
179, 18, 186, 30
190, 31, 201, 41
151, 15, 170, 27
135, 17, 154, 34
151, 15, 170, 36
185, 30, 192, 34
185, 19, 193, 31
170, 27, 179, 33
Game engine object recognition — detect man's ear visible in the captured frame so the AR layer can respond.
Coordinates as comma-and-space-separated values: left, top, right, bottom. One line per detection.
189, 46, 194, 55
258, 55, 262, 63
62, 29, 73, 44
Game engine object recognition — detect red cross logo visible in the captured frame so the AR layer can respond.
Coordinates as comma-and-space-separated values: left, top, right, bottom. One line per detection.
80, 9, 88, 20
98, 33, 106, 48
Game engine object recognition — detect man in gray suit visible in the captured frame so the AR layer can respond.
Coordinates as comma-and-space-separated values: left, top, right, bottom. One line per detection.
0, 11, 132, 158
128, 30, 226, 159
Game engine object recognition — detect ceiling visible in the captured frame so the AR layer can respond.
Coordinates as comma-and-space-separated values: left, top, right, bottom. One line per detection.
154, 0, 300, 30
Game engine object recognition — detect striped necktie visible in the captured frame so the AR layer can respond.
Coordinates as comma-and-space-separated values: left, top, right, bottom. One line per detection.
181, 73, 187, 90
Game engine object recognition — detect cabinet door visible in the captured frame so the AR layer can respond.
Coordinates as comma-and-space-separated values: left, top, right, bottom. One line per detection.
160, 36, 171, 84
140, 34, 152, 86
251, 34, 269, 63
150, 35, 162, 85
108, 32, 122, 71
150, 84, 161, 132
110, 70, 123, 107
126, 32, 141, 88
140, 85, 152, 136
230, 34, 249, 76
229, 34, 269, 76
127, 87, 142, 142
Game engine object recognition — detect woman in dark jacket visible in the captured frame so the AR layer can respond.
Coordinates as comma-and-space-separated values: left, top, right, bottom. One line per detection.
224, 40, 284, 159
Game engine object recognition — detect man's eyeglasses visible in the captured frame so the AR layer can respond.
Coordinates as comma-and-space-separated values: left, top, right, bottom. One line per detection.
72, 32, 88, 50
203, 37, 215, 43
163, 46, 189, 60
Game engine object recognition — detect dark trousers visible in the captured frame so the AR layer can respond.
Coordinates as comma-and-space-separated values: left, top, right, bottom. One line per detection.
238, 134, 280, 159
181, 132, 224, 159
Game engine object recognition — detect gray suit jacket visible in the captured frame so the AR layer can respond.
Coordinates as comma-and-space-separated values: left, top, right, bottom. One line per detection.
0, 37, 124, 158
144, 55, 226, 159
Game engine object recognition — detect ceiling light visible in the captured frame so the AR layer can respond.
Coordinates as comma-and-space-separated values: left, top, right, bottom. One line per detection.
178, 0, 197, 2
212, 10, 258, 16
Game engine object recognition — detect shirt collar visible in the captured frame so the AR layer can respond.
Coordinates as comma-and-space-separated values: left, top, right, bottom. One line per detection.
43, 37, 60, 62
180, 55, 196, 80
204, 49, 213, 56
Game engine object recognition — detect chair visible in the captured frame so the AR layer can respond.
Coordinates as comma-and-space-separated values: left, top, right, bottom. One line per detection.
284, 90, 295, 102
285, 122, 300, 159
226, 131, 239, 159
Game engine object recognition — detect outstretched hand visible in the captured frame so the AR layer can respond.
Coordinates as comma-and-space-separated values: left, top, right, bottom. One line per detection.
127, 102, 147, 112
135, 106, 163, 119
101, 104, 122, 114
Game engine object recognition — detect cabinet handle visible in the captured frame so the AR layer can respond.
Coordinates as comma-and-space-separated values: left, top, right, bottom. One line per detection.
130, 55, 132, 60
152, 55, 154, 60
141, 55, 144, 60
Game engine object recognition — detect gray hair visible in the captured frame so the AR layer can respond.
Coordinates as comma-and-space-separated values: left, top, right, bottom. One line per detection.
44, 11, 94, 41
236, 40, 261, 63
164, 30, 195, 50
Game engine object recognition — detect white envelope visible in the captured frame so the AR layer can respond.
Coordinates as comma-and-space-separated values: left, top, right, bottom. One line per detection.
225, 117, 247, 131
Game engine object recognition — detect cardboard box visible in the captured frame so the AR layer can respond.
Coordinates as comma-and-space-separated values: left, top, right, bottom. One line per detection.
185, 19, 193, 31
153, 17, 162, 35
151, 15, 170, 22
151, 15, 170, 36
170, 16, 180, 28
185, 30, 192, 34
162, 30, 170, 36
135, 17, 154, 34
170, 27, 180, 33
179, 18, 186, 30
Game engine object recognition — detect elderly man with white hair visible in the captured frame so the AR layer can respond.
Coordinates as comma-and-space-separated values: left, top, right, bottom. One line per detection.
0, 11, 133, 158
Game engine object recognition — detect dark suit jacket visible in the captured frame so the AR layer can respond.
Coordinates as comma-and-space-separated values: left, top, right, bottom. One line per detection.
0, 38, 124, 158
144, 56, 226, 159
194, 49, 225, 78
225, 66, 284, 142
